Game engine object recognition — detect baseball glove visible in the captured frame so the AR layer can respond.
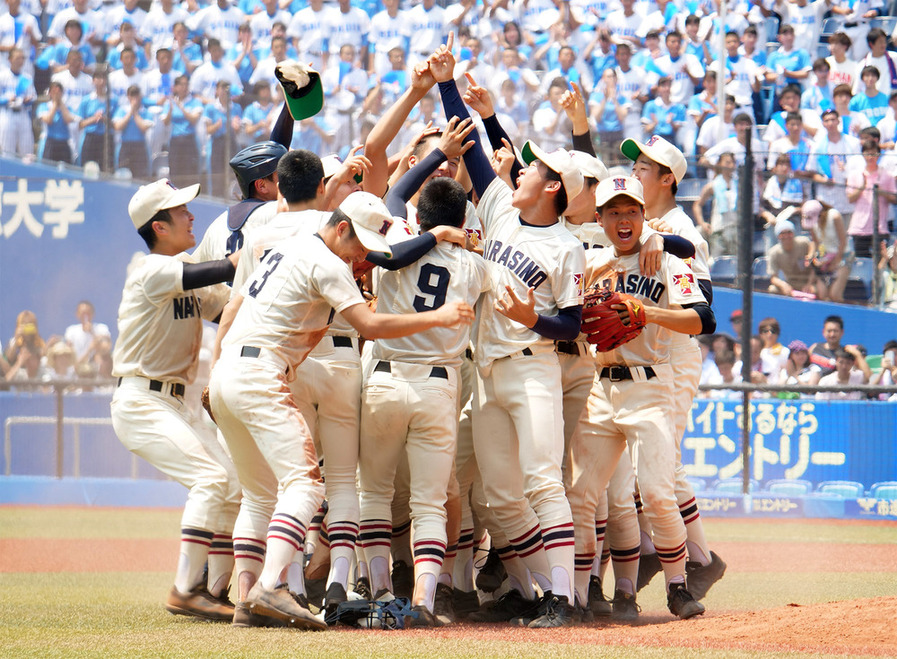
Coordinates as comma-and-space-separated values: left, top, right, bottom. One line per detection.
201, 386, 216, 424
581, 289, 647, 352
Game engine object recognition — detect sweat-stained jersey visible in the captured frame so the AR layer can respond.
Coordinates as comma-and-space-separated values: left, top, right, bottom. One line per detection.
585, 249, 706, 367
112, 253, 230, 384
474, 178, 585, 366
223, 234, 365, 379
373, 242, 490, 369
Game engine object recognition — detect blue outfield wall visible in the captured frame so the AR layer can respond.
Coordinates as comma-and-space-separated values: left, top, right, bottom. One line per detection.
1, 391, 895, 519
0, 157, 226, 343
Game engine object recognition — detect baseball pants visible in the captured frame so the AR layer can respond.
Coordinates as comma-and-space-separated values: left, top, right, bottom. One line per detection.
209, 347, 325, 565
0, 109, 34, 156
473, 350, 574, 600
567, 364, 686, 605
359, 360, 460, 605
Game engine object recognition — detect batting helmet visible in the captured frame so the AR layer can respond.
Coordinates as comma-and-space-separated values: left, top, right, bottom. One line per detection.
229, 141, 288, 199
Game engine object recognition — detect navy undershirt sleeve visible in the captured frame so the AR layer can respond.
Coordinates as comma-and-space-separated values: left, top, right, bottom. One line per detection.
366, 233, 438, 270
481, 114, 523, 187
662, 234, 696, 259
437, 79, 496, 198
571, 130, 597, 157
384, 148, 448, 219
698, 278, 713, 305
531, 305, 583, 341
682, 301, 716, 335
182, 258, 236, 290
269, 103, 293, 149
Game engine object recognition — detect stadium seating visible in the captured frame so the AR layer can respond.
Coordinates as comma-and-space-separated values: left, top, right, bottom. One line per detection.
819, 17, 845, 43
751, 256, 772, 291
710, 256, 737, 285
764, 16, 780, 46
687, 476, 708, 493
870, 481, 897, 499
870, 16, 897, 34
764, 478, 813, 496
844, 257, 874, 303
816, 480, 866, 499
712, 477, 759, 495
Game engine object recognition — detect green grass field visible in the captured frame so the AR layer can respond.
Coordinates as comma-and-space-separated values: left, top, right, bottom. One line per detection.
1, 508, 895, 659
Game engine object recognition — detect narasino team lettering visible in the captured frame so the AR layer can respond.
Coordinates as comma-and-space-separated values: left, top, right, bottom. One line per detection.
483, 239, 548, 289
595, 274, 667, 304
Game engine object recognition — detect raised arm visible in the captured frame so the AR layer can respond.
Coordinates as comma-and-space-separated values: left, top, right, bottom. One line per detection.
463, 72, 523, 186
429, 34, 496, 198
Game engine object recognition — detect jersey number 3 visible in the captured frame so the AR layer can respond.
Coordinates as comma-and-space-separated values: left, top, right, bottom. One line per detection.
248, 252, 284, 298
413, 264, 450, 312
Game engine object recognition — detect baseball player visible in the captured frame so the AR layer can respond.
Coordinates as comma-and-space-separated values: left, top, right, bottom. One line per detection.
567, 175, 716, 620
208, 192, 475, 628
358, 174, 490, 626
110, 179, 242, 622
430, 37, 585, 627
227, 149, 470, 621
623, 136, 727, 599
193, 139, 288, 263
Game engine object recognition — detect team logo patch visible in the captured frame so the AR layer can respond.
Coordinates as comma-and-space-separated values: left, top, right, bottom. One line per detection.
673, 273, 695, 294
613, 178, 627, 191
378, 219, 393, 236
573, 273, 583, 296
646, 135, 660, 147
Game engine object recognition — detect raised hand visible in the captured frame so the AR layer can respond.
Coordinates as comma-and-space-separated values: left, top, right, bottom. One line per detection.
559, 81, 588, 133
428, 32, 456, 83
462, 72, 494, 118
494, 284, 537, 327
438, 116, 476, 159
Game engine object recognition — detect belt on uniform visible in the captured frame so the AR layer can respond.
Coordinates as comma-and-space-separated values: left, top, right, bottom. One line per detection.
465, 347, 474, 361
117, 376, 185, 398
844, 21, 858, 27
331, 336, 354, 348
374, 360, 448, 379
599, 366, 656, 381
555, 341, 584, 356
240, 345, 289, 374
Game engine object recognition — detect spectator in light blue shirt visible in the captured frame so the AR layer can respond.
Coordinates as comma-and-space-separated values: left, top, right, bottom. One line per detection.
849, 65, 890, 126
801, 58, 834, 112
112, 84, 152, 179
765, 24, 812, 94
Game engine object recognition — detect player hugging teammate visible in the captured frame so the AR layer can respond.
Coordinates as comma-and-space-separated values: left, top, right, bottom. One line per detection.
110, 33, 723, 631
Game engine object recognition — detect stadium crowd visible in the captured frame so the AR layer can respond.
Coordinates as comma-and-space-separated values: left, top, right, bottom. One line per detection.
2, 0, 897, 298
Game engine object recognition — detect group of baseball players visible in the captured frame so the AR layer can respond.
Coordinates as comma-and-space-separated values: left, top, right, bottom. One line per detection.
109, 34, 725, 632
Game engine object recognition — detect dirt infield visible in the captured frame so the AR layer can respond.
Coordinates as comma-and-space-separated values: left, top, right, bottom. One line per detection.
3, 538, 895, 574
3, 514, 897, 656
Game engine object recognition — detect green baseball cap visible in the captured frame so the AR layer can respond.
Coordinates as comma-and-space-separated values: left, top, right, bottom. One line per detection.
275, 61, 324, 121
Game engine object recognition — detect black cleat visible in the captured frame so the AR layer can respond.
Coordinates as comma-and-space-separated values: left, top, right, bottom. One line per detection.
667, 582, 705, 620
433, 583, 455, 625
467, 589, 538, 623
353, 576, 372, 601
323, 582, 347, 623
452, 588, 480, 619
588, 576, 613, 617
637, 552, 662, 592
391, 560, 413, 599
685, 551, 727, 600
610, 589, 640, 622
474, 547, 507, 593
527, 593, 575, 628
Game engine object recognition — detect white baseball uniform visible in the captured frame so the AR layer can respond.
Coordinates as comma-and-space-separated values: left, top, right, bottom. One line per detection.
471, 177, 585, 603
110, 252, 240, 598
358, 241, 489, 608
209, 233, 362, 597
566, 248, 706, 608
230, 208, 366, 595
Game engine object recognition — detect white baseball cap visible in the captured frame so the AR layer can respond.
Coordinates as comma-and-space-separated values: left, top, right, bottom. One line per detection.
569, 150, 609, 183
595, 175, 645, 207
321, 154, 342, 180
775, 219, 796, 236
521, 141, 584, 201
128, 179, 200, 230
621, 135, 688, 184
338, 191, 394, 257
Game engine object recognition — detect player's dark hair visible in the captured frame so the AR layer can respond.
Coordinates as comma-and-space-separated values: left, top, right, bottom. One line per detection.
861, 65, 881, 81
780, 84, 802, 99
785, 111, 802, 125
833, 83, 853, 98
326, 209, 358, 239
656, 163, 678, 195
548, 76, 568, 93
812, 57, 829, 72
412, 130, 444, 160
824, 315, 844, 330
725, 30, 739, 40
276, 149, 324, 203
539, 163, 568, 215
821, 108, 838, 120
137, 209, 171, 250
733, 112, 753, 125
418, 178, 467, 231
744, 25, 758, 37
